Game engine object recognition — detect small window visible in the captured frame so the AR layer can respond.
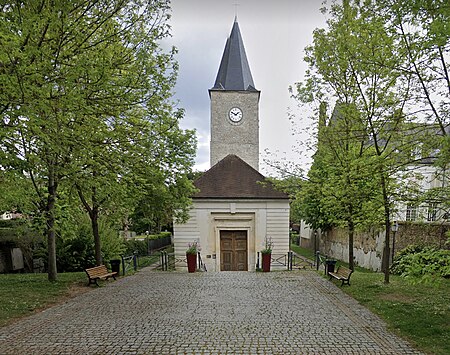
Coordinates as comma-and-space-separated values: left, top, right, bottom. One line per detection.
427, 203, 438, 222
406, 204, 417, 221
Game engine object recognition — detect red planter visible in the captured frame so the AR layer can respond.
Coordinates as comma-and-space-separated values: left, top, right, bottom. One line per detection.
262, 253, 271, 272
186, 253, 197, 273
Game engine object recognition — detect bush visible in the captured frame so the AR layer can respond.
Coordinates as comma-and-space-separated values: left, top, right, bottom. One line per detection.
56, 216, 125, 272
290, 231, 300, 245
391, 244, 450, 280
124, 239, 147, 256
57, 231, 95, 272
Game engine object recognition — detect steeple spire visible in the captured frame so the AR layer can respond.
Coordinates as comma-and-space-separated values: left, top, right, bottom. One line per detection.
212, 20, 257, 91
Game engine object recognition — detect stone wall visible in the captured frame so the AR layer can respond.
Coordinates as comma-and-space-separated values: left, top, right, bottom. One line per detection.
210, 90, 260, 170
318, 222, 449, 271
394, 223, 449, 251
319, 227, 384, 271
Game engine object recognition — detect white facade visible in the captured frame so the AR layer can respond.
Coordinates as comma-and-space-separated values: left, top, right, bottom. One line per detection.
394, 165, 448, 222
174, 199, 290, 272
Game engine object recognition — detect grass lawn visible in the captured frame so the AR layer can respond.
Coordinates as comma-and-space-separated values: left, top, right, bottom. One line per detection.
0, 272, 87, 327
289, 244, 449, 354
290, 243, 316, 260
0, 250, 168, 326
342, 272, 450, 355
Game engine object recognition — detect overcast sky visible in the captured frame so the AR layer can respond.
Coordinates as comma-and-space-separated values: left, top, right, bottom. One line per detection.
166, 0, 328, 175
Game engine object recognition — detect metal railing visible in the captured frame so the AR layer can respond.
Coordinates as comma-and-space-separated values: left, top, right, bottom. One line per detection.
159, 251, 207, 272
315, 251, 337, 275
256, 251, 316, 271
287, 251, 315, 270
121, 253, 137, 276
197, 252, 207, 272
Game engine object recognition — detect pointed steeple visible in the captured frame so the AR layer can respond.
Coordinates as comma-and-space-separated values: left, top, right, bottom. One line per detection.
212, 19, 257, 91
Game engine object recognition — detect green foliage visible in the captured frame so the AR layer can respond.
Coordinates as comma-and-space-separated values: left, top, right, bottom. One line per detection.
123, 232, 172, 256
391, 245, 450, 281
56, 216, 125, 272
292, 0, 445, 278
290, 231, 300, 245
56, 232, 95, 273
261, 237, 273, 254
0, 218, 45, 272
148, 231, 171, 240
130, 172, 196, 235
124, 239, 148, 256
293, 0, 405, 234
0, 171, 36, 215
290, 244, 316, 260
186, 240, 200, 255
0, 0, 196, 278
0, 218, 29, 239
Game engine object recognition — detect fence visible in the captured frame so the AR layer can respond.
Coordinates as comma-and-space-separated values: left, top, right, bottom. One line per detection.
120, 254, 137, 276
155, 250, 315, 272
147, 235, 171, 254
159, 251, 207, 272
119, 248, 168, 275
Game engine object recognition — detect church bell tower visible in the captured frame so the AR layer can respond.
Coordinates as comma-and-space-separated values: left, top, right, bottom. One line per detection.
209, 18, 260, 171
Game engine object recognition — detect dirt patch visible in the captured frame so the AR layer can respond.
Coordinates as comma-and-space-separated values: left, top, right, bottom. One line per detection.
37, 282, 93, 310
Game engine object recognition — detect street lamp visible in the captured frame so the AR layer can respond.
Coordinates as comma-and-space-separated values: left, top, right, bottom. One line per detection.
391, 221, 399, 264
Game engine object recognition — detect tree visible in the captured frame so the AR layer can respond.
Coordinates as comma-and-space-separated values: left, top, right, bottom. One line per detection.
381, 0, 449, 136
380, 0, 450, 224
75, 104, 196, 260
0, 0, 195, 280
295, 102, 384, 270
296, 0, 414, 281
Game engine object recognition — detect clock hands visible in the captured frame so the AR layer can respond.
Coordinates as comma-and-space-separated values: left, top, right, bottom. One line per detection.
229, 107, 242, 122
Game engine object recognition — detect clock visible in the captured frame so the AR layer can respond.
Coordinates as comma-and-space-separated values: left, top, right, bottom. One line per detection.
228, 107, 243, 123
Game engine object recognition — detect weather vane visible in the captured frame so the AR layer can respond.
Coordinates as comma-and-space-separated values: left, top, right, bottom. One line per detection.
233, 3, 240, 18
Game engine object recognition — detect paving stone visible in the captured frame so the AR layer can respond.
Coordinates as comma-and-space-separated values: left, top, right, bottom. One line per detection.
0, 270, 423, 354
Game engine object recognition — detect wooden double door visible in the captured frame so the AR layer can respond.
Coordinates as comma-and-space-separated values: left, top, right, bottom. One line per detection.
220, 230, 248, 271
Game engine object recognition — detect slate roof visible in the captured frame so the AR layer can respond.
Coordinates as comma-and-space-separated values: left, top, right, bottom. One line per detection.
212, 19, 257, 91
193, 155, 288, 199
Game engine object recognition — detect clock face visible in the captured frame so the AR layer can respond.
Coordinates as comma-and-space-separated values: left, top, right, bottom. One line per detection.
229, 107, 243, 123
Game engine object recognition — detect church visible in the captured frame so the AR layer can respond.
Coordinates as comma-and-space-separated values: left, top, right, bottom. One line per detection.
173, 19, 290, 272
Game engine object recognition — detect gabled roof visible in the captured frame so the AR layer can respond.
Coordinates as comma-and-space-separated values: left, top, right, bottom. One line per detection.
211, 19, 257, 91
193, 155, 288, 199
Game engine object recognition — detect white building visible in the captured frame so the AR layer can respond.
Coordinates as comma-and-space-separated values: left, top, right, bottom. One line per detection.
173, 19, 290, 271
394, 163, 448, 223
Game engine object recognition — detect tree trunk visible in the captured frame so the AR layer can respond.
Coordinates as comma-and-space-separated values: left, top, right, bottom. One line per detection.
76, 181, 102, 266
380, 175, 391, 284
348, 219, 354, 270
90, 182, 102, 266
47, 170, 58, 282
91, 206, 102, 266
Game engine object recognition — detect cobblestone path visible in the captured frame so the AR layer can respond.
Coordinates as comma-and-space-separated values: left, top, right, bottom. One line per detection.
0, 269, 422, 354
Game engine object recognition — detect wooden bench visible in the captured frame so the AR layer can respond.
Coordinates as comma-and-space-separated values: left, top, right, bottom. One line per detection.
85, 265, 117, 286
329, 265, 353, 286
